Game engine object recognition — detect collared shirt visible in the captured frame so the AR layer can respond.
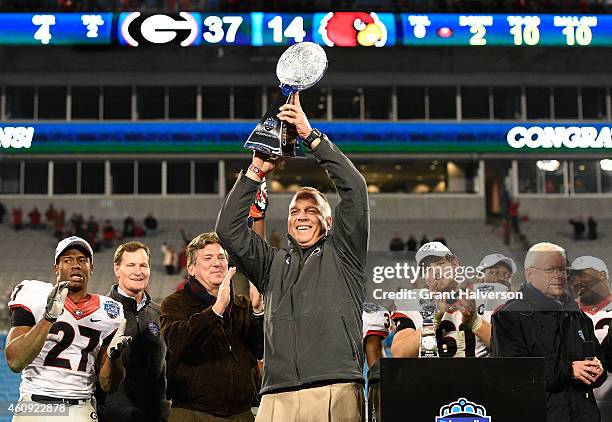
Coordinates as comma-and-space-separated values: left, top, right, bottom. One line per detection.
117, 285, 147, 312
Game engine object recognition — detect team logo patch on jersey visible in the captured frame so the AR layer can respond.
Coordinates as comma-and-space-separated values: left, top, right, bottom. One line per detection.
74, 309, 83, 317
103, 301, 120, 319
436, 397, 491, 422
149, 322, 160, 336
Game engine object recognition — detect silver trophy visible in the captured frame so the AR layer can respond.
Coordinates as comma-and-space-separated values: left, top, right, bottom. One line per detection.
244, 42, 328, 157
418, 298, 439, 358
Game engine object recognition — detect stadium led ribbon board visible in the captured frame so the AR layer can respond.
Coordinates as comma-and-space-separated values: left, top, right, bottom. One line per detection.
3, 122, 612, 154
0, 12, 610, 47
0, 13, 112, 45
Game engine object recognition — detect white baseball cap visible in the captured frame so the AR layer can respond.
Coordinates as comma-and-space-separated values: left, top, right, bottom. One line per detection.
416, 242, 452, 267
569, 256, 608, 278
478, 254, 517, 274
54, 236, 94, 264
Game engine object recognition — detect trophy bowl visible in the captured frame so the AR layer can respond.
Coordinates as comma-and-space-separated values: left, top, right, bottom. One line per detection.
276, 42, 328, 93
245, 42, 328, 157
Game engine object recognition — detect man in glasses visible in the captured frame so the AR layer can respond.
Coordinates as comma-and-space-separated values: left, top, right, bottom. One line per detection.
569, 256, 612, 422
492, 242, 606, 422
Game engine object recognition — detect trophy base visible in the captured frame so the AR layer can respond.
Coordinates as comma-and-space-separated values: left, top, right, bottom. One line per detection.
419, 325, 439, 358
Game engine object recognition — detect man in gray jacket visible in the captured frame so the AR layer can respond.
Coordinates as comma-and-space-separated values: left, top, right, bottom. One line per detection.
216, 92, 369, 422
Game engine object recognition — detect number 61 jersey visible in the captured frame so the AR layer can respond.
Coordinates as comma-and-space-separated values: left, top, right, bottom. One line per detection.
8, 280, 124, 399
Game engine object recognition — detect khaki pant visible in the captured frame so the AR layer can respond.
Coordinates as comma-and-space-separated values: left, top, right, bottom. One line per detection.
169, 407, 254, 422
255, 382, 364, 422
12, 395, 97, 422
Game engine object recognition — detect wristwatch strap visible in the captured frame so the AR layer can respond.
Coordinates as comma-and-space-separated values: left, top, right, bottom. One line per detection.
303, 128, 322, 149
248, 164, 266, 180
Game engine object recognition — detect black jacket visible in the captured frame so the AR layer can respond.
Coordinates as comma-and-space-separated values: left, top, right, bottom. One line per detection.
216, 136, 370, 394
96, 285, 170, 422
492, 283, 607, 422
160, 279, 264, 417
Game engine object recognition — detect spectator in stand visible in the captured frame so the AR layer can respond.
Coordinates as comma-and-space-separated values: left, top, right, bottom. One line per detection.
570, 217, 586, 241
123, 216, 135, 238
12, 207, 23, 231
53, 208, 66, 239
70, 213, 84, 234
501, 218, 511, 245
134, 222, 145, 237
433, 235, 447, 246
0, 201, 5, 224
508, 199, 520, 233
389, 233, 404, 252
161, 243, 177, 275
86, 215, 99, 239
588, 216, 598, 240
44, 203, 56, 230
103, 220, 116, 248
144, 213, 158, 237
28, 206, 42, 229
419, 234, 429, 248
405, 235, 417, 252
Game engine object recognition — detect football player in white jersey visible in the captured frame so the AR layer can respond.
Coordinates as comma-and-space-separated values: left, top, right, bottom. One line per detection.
473, 254, 517, 357
5, 236, 131, 421
569, 255, 612, 422
391, 242, 491, 358
362, 303, 391, 422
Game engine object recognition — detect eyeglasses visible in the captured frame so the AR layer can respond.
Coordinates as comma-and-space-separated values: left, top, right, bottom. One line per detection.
531, 267, 570, 278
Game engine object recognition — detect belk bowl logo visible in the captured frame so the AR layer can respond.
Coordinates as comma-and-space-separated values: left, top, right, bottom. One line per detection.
103, 301, 120, 319
263, 117, 277, 131
318, 12, 387, 47
436, 398, 491, 422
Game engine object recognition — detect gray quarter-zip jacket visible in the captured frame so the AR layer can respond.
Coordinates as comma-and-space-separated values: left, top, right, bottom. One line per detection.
216, 135, 369, 394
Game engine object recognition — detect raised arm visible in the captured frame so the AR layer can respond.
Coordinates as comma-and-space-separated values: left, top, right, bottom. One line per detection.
216, 163, 276, 292
5, 281, 69, 372
311, 137, 369, 268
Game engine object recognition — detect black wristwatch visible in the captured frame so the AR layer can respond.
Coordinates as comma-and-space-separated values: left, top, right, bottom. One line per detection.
302, 128, 323, 149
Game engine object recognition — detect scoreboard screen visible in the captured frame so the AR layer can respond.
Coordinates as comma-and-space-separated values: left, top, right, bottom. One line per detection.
0, 12, 610, 47
0, 12, 112, 45
399, 13, 605, 46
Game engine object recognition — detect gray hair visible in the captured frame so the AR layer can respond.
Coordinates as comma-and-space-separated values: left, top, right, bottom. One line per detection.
524, 242, 566, 269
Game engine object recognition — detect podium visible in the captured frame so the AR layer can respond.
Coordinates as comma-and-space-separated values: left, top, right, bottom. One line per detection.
379, 358, 546, 422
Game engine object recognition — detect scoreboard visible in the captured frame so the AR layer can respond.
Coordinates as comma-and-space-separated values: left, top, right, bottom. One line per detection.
0, 12, 610, 47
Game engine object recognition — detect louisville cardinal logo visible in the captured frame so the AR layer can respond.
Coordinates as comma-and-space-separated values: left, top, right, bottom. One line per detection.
318, 12, 387, 47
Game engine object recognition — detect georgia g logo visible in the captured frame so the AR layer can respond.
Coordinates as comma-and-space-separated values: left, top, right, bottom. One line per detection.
120, 12, 201, 47
318, 12, 387, 47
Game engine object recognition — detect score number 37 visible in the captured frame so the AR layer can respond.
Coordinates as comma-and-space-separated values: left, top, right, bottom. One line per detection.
203, 16, 243, 43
